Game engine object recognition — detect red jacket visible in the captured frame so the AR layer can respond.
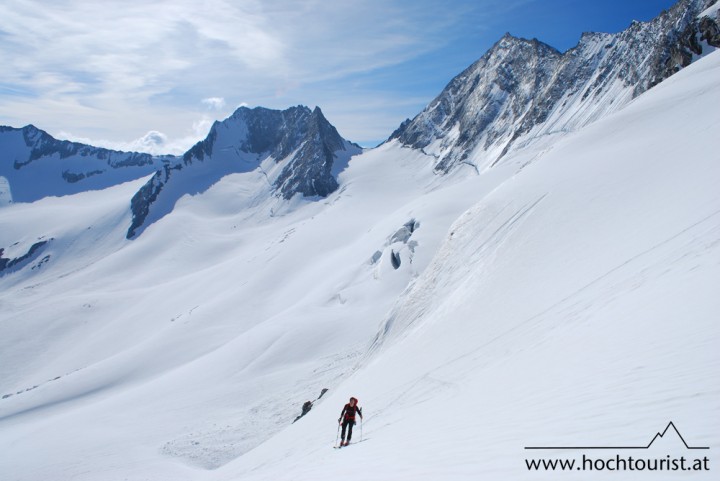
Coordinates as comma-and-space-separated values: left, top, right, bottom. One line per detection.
340, 403, 362, 422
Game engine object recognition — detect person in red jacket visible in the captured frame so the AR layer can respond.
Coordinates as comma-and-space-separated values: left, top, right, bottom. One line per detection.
338, 396, 362, 446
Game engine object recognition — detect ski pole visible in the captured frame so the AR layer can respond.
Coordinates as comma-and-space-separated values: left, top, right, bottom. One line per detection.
360, 416, 363, 442
335, 423, 341, 448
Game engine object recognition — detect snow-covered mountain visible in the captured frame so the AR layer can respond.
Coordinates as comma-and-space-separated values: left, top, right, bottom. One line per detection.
389, 0, 720, 173
127, 105, 361, 238
1, 2, 719, 481
0, 125, 177, 203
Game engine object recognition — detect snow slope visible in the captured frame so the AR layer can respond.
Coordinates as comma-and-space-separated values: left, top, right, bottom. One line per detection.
1, 42, 718, 481
219, 50, 720, 480
0, 134, 504, 479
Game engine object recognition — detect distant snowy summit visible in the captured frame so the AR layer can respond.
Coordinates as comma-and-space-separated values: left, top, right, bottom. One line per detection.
389, 0, 720, 173
127, 105, 361, 238
0, 106, 361, 239
0, 124, 177, 203
183, 105, 358, 200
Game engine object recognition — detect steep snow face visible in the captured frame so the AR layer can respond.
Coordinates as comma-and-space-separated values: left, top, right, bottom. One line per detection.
389, 0, 720, 173
0, 125, 177, 203
127, 106, 361, 238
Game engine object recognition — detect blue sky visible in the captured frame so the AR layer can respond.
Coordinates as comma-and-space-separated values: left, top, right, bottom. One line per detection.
0, 0, 678, 153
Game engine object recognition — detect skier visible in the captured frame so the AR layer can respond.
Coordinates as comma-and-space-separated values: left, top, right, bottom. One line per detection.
338, 396, 362, 446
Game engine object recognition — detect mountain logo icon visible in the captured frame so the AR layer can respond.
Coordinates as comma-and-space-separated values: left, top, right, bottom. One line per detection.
525, 422, 710, 451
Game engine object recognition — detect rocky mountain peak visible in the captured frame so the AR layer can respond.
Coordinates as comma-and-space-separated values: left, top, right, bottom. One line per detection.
127, 105, 359, 238
389, 0, 719, 174
389, 31, 562, 173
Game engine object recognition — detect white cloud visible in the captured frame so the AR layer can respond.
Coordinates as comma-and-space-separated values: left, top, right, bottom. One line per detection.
55, 115, 215, 156
202, 97, 226, 110
123, 131, 175, 155
0, 0, 526, 146
192, 116, 215, 138
133, 131, 167, 148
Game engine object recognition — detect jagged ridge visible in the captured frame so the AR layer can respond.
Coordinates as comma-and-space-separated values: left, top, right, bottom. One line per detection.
127, 106, 360, 239
389, 0, 720, 173
0, 125, 177, 203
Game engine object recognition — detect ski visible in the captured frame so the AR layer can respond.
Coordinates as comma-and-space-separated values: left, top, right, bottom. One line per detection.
333, 439, 367, 449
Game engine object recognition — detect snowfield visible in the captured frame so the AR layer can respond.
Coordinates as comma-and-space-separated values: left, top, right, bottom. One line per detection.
1, 50, 719, 481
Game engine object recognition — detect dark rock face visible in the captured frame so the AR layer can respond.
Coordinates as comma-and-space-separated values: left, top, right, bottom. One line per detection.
272, 107, 348, 199
390, 250, 401, 270
389, 0, 719, 173
127, 106, 359, 239
700, 15, 720, 46
390, 219, 419, 245
127, 164, 180, 239
62, 170, 104, 183
0, 239, 51, 275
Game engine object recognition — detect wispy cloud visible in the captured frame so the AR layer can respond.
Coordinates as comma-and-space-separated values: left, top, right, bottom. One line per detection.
0, 0, 528, 152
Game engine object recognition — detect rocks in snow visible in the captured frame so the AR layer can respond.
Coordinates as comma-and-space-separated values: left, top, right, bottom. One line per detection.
370, 219, 420, 271
0, 238, 52, 275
